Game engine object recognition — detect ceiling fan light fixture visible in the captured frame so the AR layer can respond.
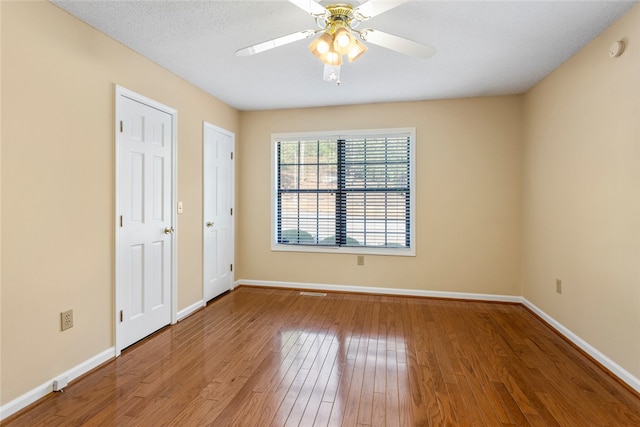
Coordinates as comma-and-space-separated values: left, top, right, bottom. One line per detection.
333, 27, 353, 55
322, 48, 343, 66
309, 32, 334, 59
237, 0, 437, 85
347, 38, 367, 62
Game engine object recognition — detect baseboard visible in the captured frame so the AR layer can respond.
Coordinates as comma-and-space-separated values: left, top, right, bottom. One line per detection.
0, 347, 115, 421
235, 279, 522, 303
177, 299, 205, 322
521, 298, 640, 394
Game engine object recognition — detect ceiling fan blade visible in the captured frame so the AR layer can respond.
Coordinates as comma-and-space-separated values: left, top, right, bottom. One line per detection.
288, 0, 329, 17
236, 30, 317, 56
354, 0, 411, 20
358, 29, 435, 59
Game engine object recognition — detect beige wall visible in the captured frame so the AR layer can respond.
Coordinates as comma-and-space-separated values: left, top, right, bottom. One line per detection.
237, 97, 523, 294
1, 1, 238, 404
523, 5, 640, 378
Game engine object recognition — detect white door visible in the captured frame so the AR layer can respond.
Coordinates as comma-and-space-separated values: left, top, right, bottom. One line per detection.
116, 87, 176, 351
203, 122, 234, 302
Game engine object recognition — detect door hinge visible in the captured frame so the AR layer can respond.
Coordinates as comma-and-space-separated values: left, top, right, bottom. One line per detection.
230, 152, 234, 160
230, 208, 233, 215
230, 264, 233, 272
120, 215, 123, 227
119, 120, 123, 133
120, 310, 123, 322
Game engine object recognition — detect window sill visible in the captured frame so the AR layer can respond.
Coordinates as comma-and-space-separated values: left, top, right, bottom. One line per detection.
271, 243, 415, 257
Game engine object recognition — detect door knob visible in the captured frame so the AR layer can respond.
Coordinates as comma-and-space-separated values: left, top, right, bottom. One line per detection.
164, 226, 175, 234
206, 222, 214, 228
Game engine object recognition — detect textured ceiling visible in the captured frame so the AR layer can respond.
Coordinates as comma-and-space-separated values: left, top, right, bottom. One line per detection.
51, 0, 637, 111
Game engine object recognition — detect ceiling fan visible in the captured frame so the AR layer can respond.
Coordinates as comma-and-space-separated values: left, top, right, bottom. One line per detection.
235, 0, 435, 84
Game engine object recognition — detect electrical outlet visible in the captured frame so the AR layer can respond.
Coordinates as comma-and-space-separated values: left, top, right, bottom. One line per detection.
357, 255, 364, 266
556, 279, 562, 294
61, 309, 73, 331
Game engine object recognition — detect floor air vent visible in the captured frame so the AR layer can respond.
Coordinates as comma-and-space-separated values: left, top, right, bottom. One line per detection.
299, 291, 327, 297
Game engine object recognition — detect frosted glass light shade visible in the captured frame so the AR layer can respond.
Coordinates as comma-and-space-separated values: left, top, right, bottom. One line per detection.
347, 38, 367, 62
309, 32, 334, 59
333, 27, 353, 55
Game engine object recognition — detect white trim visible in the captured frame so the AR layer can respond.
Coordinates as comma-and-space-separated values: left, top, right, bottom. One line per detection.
269, 244, 415, 257
177, 300, 205, 322
114, 85, 178, 357
0, 348, 115, 421
170, 104, 178, 326
271, 127, 417, 257
234, 279, 521, 303
521, 298, 640, 394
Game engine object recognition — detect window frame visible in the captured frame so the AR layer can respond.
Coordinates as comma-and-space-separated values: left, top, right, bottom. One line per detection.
271, 127, 416, 257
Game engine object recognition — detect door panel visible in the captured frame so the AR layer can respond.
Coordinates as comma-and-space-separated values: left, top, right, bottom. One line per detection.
118, 92, 174, 349
130, 244, 144, 317
203, 123, 234, 302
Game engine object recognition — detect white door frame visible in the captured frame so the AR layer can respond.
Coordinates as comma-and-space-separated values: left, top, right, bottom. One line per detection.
202, 121, 235, 300
114, 85, 178, 356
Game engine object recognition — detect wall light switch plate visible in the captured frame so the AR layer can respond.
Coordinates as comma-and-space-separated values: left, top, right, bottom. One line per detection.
556, 279, 562, 294
177, 201, 184, 214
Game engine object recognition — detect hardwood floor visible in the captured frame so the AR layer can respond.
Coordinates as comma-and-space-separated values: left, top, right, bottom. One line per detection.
4, 286, 640, 426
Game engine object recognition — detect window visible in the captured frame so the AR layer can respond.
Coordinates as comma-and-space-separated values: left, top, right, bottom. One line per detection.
272, 128, 415, 256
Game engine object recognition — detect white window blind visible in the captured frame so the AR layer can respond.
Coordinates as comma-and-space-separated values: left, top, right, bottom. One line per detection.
274, 129, 414, 254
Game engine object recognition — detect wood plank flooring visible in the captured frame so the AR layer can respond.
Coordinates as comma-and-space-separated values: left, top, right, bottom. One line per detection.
4, 286, 640, 426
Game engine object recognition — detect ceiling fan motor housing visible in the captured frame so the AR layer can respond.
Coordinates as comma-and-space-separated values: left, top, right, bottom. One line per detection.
318, 4, 358, 33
